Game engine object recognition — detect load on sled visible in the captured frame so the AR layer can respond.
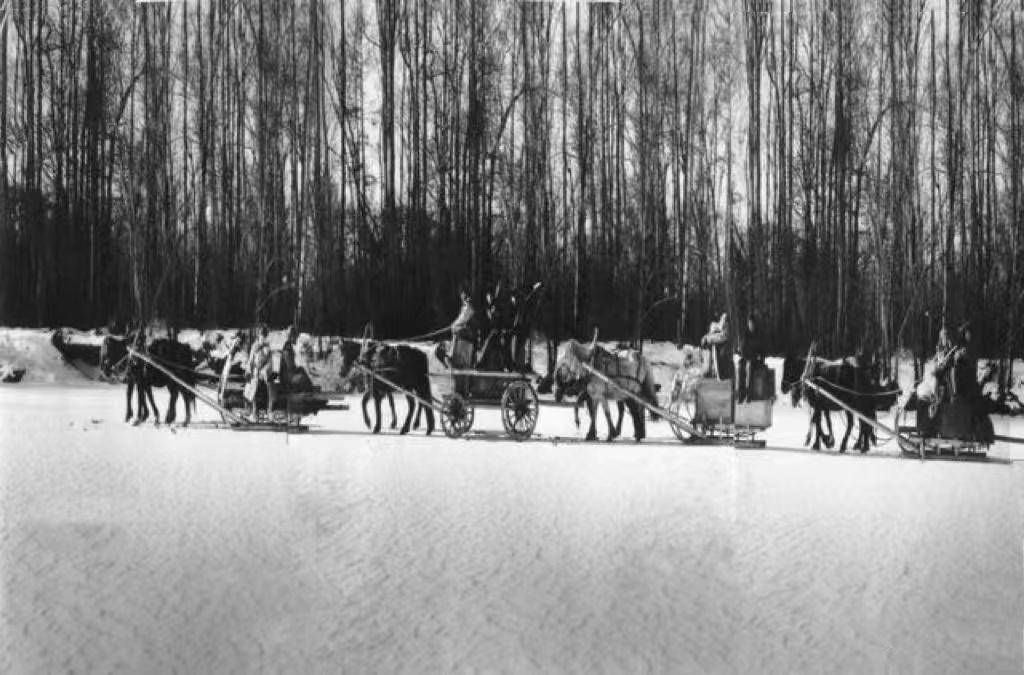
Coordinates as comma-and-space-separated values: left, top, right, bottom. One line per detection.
899, 322, 995, 458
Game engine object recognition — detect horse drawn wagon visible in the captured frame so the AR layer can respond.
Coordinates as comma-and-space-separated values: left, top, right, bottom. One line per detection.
342, 331, 542, 441
665, 364, 775, 447
213, 357, 332, 431
121, 335, 333, 432
896, 397, 993, 459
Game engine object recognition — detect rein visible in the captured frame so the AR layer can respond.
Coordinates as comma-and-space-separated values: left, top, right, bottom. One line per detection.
806, 375, 902, 400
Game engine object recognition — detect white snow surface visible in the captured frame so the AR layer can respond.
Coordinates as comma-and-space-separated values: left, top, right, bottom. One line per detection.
3, 329, 1024, 671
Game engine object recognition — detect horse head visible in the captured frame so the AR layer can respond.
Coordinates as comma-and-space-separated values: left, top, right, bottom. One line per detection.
553, 339, 591, 402
780, 355, 806, 407
337, 339, 367, 393
98, 335, 126, 378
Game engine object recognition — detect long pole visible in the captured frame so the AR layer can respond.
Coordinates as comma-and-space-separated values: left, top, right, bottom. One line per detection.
128, 348, 248, 425
580, 362, 705, 439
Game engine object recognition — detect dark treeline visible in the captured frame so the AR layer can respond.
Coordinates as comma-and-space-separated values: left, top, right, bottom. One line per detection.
0, 0, 1021, 365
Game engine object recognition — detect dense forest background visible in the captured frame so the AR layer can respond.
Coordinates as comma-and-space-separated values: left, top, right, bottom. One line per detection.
0, 0, 1021, 363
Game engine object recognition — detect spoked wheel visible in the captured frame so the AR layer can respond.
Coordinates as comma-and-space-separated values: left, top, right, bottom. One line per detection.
668, 398, 697, 442
441, 393, 475, 438
501, 380, 539, 441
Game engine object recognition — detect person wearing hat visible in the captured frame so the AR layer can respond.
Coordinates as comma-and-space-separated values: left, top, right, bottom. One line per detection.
280, 325, 313, 400
246, 324, 273, 417
450, 287, 477, 369
737, 312, 764, 402
951, 321, 979, 399
700, 312, 734, 381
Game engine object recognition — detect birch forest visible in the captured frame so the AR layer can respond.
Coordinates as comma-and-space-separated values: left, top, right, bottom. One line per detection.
0, 0, 1022, 364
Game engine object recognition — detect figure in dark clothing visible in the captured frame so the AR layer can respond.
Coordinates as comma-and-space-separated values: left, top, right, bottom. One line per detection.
737, 313, 764, 403
950, 322, 979, 399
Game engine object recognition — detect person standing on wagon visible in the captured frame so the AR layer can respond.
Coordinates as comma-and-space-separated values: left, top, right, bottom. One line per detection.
450, 288, 477, 369
737, 313, 764, 403
701, 313, 734, 381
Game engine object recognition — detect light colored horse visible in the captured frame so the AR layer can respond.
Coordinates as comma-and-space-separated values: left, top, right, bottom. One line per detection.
554, 339, 660, 442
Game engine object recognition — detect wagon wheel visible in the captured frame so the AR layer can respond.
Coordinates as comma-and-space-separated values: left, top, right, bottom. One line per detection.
667, 398, 696, 442
441, 393, 475, 438
501, 380, 539, 441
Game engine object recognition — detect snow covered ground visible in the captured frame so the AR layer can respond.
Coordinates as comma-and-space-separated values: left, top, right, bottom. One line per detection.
3, 329, 1024, 671
3, 379, 1024, 673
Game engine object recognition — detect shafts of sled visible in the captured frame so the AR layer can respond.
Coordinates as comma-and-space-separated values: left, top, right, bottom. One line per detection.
354, 364, 442, 413
128, 347, 248, 426
580, 361, 706, 439
800, 377, 913, 451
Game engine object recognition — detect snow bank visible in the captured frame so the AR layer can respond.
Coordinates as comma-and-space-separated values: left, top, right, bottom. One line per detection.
0, 328, 106, 384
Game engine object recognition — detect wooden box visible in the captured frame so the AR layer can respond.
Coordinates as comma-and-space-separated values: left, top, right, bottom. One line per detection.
695, 378, 733, 425
749, 366, 776, 401
735, 400, 772, 429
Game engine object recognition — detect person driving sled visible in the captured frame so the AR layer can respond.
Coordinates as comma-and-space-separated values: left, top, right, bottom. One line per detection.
701, 313, 734, 381
737, 312, 764, 402
245, 324, 274, 418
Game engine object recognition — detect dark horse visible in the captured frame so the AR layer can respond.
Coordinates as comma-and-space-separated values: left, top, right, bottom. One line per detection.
126, 338, 204, 426
339, 339, 434, 435
781, 350, 886, 453
100, 331, 160, 424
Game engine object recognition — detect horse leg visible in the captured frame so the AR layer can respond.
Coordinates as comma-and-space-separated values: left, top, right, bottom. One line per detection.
166, 387, 178, 424
183, 392, 193, 426
372, 390, 383, 433
361, 392, 373, 429
400, 394, 414, 434
125, 380, 135, 423
418, 379, 435, 435
838, 412, 854, 453
389, 392, 398, 429
136, 378, 148, 422
602, 398, 617, 441
145, 383, 160, 424
631, 401, 645, 441
419, 381, 432, 432
810, 408, 823, 450
614, 401, 626, 437
585, 397, 598, 441
822, 410, 835, 448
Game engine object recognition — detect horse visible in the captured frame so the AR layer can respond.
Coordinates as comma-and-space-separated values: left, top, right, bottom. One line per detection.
100, 331, 160, 425
339, 339, 434, 435
781, 350, 882, 453
338, 339, 410, 431
554, 339, 659, 442
138, 338, 204, 426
